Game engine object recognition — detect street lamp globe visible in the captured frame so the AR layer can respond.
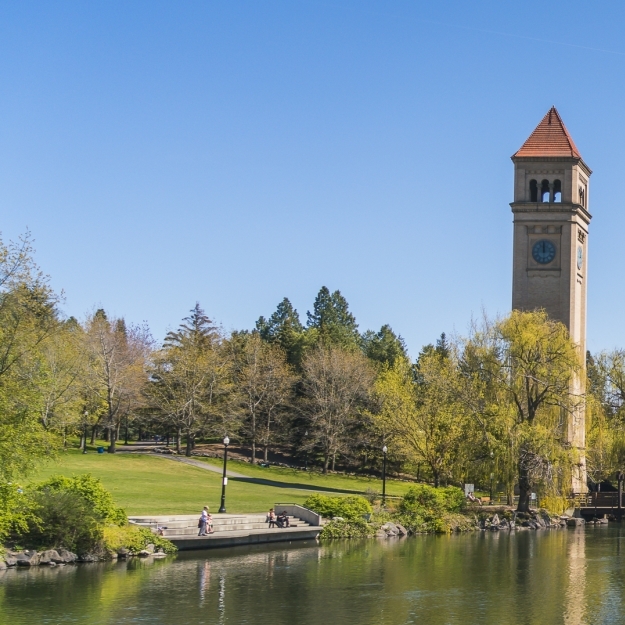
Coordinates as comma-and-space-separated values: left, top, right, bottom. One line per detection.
223, 436, 230, 446
382, 445, 388, 454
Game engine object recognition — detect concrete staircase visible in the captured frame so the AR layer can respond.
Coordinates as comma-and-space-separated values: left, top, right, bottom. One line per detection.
129, 505, 322, 551
129, 513, 310, 537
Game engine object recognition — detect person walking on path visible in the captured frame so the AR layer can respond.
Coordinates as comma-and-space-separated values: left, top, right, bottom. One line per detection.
198, 506, 209, 536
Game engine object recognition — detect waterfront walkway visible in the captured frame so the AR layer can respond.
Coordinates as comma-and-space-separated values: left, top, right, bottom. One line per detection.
130, 505, 323, 550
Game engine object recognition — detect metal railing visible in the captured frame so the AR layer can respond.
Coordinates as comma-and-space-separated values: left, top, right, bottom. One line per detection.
573, 492, 623, 509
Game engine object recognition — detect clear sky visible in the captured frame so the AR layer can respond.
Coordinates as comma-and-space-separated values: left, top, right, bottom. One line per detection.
2, 1, 624, 355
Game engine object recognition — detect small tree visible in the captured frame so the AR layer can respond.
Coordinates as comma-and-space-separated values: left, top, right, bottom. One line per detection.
301, 345, 374, 473
83, 311, 151, 453
233, 333, 295, 463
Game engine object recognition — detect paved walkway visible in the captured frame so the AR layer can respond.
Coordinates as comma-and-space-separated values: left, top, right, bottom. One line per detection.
166, 454, 247, 478
144, 452, 363, 495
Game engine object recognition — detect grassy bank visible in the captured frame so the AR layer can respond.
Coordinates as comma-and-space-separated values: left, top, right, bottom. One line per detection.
193, 456, 414, 497
26, 449, 412, 515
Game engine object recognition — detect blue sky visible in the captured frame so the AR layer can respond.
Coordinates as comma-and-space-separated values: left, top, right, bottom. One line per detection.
2, 1, 624, 355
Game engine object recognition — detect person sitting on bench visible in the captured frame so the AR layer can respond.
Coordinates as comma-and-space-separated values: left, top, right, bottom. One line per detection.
276, 511, 290, 528
467, 492, 482, 506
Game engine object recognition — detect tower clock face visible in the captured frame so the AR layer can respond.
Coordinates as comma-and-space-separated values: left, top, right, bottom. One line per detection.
532, 240, 556, 264
577, 245, 583, 270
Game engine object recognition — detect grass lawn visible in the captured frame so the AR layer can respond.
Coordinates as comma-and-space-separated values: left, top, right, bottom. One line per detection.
26, 449, 413, 515
194, 456, 414, 497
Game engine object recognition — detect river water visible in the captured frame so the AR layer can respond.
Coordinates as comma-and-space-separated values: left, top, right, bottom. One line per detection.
2, 527, 625, 625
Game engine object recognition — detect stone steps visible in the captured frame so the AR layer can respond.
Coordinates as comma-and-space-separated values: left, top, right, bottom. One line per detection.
129, 514, 309, 538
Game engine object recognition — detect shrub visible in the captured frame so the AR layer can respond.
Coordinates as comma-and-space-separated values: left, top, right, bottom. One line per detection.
0, 481, 32, 543
397, 484, 467, 533
303, 494, 372, 520
319, 518, 374, 539
33, 474, 127, 525
399, 484, 464, 516
11, 474, 130, 553
103, 525, 176, 554
20, 488, 104, 552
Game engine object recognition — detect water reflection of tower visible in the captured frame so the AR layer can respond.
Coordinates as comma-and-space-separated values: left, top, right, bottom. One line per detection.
563, 530, 586, 625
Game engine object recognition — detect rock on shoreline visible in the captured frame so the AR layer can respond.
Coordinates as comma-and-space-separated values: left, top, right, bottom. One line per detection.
1, 543, 169, 568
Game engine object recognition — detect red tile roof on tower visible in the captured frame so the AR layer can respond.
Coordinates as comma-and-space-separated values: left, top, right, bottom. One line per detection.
513, 107, 582, 159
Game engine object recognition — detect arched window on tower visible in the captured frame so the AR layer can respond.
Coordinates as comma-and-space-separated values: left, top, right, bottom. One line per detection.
553, 179, 562, 203
541, 179, 550, 202
529, 179, 538, 202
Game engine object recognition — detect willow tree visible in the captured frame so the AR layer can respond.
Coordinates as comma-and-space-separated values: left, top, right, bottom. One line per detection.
374, 346, 474, 487
465, 310, 582, 512
585, 350, 625, 483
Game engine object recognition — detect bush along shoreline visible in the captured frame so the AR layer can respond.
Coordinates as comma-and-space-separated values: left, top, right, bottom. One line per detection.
304, 486, 582, 539
0, 475, 176, 569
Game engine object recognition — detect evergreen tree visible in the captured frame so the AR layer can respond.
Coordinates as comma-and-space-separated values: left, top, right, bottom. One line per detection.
255, 297, 305, 366
362, 324, 408, 367
306, 286, 359, 348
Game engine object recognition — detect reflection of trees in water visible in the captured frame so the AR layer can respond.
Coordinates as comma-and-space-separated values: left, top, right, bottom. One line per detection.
6, 532, 625, 624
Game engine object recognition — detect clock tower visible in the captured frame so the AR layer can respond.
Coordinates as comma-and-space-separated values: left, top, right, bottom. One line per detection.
510, 106, 591, 493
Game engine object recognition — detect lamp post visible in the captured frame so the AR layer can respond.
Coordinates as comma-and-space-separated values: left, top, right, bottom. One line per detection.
382, 445, 388, 507
218, 436, 230, 513
82, 411, 88, 454
489, 450, 494, 505
618, 471, 624, 521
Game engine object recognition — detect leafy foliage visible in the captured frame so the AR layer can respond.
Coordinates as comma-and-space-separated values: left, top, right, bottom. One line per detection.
319, 518, 374, 539
31, 474, 127, 524
19, 488, 104, 552
102, 524, 176, 554
303, 494, 372, 520
395, 484, 467, 533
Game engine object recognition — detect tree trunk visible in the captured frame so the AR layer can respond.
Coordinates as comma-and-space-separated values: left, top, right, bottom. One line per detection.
331, 453, 336, 472
185, 432, 193, 457
103, 427, 110, 442
138, 427, 143, 442
323, 453, 330, 474
90, 425, 97, 444
263, 445, 268, 462
124, 417, 129, 445
176, 428, 181, 454
108, 428, 117, 453
517, 460, 531, 512
251, 440, 256, 464
433, 470, 440, 488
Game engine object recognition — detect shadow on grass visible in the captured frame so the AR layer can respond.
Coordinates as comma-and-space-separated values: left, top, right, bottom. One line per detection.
229, 476, 364, 494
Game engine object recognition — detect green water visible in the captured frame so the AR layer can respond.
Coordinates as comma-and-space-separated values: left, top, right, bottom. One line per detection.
2, 528, 625, 625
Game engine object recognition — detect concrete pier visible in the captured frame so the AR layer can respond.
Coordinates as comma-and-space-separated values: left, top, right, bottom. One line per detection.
129, 505, 322, 551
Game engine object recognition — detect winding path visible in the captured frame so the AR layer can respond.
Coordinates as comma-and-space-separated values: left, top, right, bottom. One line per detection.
143, 452, 365, 495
